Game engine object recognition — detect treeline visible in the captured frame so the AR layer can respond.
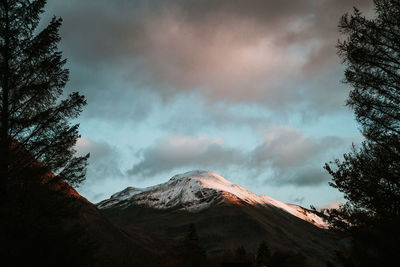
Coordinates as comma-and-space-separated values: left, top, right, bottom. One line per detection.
175, 223, 312, 267
213, 242, 309, 267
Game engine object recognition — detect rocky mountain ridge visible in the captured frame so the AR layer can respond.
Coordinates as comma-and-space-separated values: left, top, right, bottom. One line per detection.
98, 170, 327, 228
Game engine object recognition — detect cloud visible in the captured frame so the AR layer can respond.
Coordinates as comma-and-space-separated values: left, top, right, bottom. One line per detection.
45, 0, 373, 119
128, 135, 245, 177
127, 126, 353, 186
249, 126, 350, 186
251, 126, 343, 167
155, 96, 275, 135
75, 138, 128, 202
76, 138, 124, 179
40, 0, 370, 205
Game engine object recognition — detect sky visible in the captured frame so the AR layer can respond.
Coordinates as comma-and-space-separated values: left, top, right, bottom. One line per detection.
43, 0, 373, 208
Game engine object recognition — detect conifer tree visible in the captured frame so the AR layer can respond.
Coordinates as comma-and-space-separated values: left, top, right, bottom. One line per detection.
325, 0, 400, 229
235, 245, 247, 262
183, 223, 207, 267
0, 0, 88, 187
256, 240, 271, 267
324, 0, 400, 265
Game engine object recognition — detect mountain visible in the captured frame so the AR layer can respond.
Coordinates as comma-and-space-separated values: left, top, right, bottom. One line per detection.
99, 170, 327, 228
0, 168, 173, 266
98, 170, 339, 266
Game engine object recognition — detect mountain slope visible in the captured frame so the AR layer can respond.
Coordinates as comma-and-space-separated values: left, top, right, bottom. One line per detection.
0, 171, 171, 266
98, 170, 327, 228
98, 171, 338, 266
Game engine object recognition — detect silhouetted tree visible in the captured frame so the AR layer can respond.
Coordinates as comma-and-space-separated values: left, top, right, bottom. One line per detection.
324, 0, 400, 265
325, 0, 400, 226
182, 223, 207, 267
269, 250, 308, 267
0, 0, 88, 188
255, 240, 271, 267
325, 0, 400, 228
235, 245, 247, 262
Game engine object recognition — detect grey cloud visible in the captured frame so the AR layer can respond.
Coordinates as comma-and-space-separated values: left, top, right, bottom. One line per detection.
249, 126, 349, 186
158, 98, 274, 135
128, 135, 245, 177
76, 138, 124, 179
75, 138, 126, 203
271, 167, 331, 186
295, 168, 330, 186
63, 61, 158, 121
44, 0, 373, 119
250, 127, 344, 169
127, 128, 351, 186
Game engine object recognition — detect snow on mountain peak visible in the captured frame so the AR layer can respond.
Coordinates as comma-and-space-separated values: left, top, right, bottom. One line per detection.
169, 170, 234, 189
169, 170, 209, 181
110, 187, 145, 200
165, 170, 264, 205
97, 171, 329, 228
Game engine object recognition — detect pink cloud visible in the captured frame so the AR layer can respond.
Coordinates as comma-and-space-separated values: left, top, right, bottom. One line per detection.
140, 10, 307, 105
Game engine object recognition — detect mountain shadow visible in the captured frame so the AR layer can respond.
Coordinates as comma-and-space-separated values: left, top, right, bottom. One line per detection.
0, 169, 169, 267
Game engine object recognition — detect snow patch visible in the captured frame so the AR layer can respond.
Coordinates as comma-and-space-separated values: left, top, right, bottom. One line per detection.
97, 170, 328, 228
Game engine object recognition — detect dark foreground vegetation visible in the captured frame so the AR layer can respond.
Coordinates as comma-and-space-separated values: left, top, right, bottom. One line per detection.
321, 0, 400, 266
0, 171, 158, 266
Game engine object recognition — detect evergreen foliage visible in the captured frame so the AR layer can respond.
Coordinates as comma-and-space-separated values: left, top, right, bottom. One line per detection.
0, 0, 88, 187
234, 245, 247, 262
182, 223, 207, 267
324, 0, 400, 265
325, 0, 400, 228
255, 240, 271, 267
269, 250, 308, 267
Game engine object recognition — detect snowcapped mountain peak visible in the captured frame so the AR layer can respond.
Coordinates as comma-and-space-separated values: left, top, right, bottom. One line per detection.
169, 170, 209, 181
97, 171, 328, 228
169, 170, 235, 188
110, 187, 145, 200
